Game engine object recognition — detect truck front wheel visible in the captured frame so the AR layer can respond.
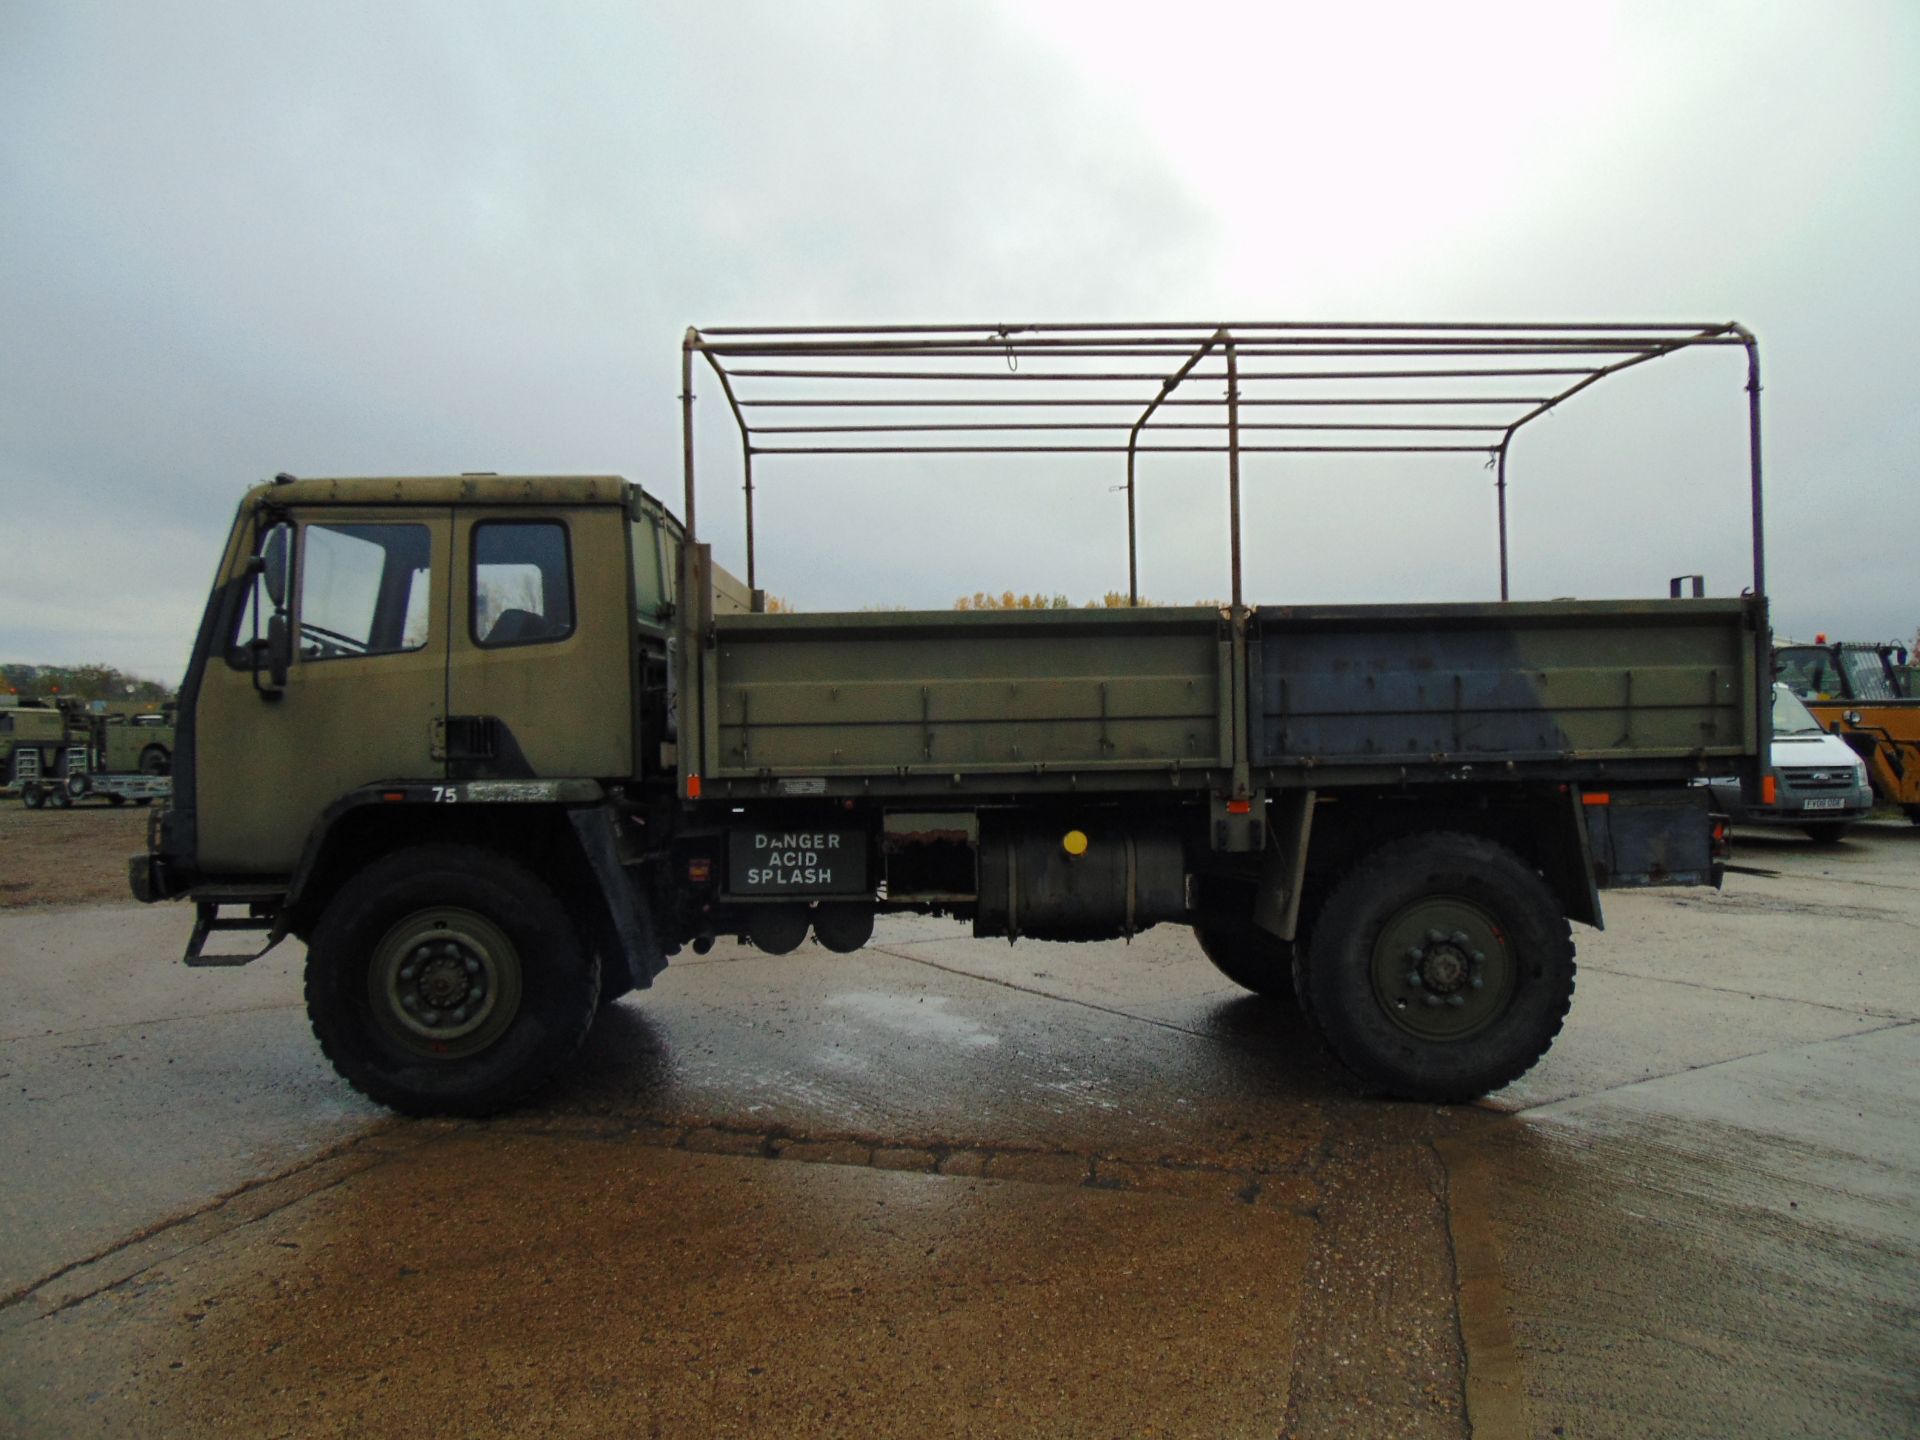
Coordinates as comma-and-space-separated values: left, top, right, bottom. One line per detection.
1294, 832, 1574, 1102
139, 746, 169, 775
305, 845, 599, 1116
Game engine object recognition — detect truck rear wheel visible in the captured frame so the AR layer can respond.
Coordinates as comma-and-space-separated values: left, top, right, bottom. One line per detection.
139, 746, 169, 776
20, 784, 45, 810
1294, 832, 1574, 1102
1191, 878, 1295, 999
305, 845, 599, 1116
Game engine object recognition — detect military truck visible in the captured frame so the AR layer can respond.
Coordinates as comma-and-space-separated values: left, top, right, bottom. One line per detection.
0, 698, 72, 782
131, 321, 1772, 1116
103, 708, 177, 776
9, 701, 173, 808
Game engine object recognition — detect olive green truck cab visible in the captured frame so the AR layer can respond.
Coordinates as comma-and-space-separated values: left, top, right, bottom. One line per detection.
132, 321, 1772, 1116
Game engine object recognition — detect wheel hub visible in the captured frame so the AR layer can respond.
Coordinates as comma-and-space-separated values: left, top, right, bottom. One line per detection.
399, 940, 491, 1027
1403, 928, 1486, 1007
1372, 900, 1513, 1039
370, 909, 520, 1055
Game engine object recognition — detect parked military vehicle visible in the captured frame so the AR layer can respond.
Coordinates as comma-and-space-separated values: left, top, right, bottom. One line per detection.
9, 699, 173, 808
132, 321, 1771, 1116
102, 708, 176, 775
0, 698, 72, 782
1774, 637, 1920, 821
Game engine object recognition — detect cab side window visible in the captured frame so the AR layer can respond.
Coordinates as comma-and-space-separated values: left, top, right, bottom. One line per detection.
473, 521, 575, 648
1843, 649, 1897, 702
299, 524, 433, 661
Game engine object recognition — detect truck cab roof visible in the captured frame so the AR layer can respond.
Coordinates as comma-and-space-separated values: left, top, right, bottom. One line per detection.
244, 475, 635, 508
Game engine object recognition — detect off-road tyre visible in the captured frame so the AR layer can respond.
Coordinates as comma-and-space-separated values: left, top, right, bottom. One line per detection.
811, 903, 876, 954
46, 787, 71, 810
20, 784, 45, 810
1293, 831, 1574, 1103
1191, 878, 1295, 999
305, 845, 599, 1116
139, 746, 169, 776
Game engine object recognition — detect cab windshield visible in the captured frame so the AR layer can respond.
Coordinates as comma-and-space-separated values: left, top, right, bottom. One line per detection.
1773, 685, 1825, 737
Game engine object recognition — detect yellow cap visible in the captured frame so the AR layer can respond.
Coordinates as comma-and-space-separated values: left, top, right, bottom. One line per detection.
1061, 829, 1090, 858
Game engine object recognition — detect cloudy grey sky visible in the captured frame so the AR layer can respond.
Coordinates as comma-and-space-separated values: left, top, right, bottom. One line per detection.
2, 0, 1915, 680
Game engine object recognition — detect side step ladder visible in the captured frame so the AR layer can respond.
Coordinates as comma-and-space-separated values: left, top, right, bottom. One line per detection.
184, 888, 289, 967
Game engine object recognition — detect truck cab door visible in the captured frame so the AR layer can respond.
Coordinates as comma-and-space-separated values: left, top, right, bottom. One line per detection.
196, 508, 451, 874
445, 507, 631, 780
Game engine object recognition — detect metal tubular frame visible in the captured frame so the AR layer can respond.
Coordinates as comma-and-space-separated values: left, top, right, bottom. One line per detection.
681, 321, 1762, 611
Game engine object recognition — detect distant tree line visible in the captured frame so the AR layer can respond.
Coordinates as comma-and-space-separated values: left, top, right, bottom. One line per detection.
954, 591, 1228, 610
1, 663, 175, 704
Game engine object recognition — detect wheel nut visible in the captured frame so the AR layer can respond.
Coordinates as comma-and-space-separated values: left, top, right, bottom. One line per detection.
1406, 946, 1425, 962
1469, 975, 1485, 990
1446, 994, 1466, 1008
1406, 971, 1423, 988
400, 965, 416, 982
401, 994, 419, 1010
1424, 994, 1443, 1008
1426, 929, 1446, 944
421, 1009, 441, 1026
464, 957, 481, 975
1449, 930, 1469, 946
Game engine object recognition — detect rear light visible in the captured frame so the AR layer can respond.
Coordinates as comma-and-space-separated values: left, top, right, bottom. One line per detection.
1581, 791, 1611, 806
687, 858, 712, 884
1761, 774, 1777, 805
686, 774, 703, 800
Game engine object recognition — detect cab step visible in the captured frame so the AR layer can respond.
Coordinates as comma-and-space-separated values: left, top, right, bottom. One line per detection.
184, 890, 289, 967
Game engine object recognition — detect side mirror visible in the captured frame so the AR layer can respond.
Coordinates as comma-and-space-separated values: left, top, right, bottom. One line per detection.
262, 527, 290, 610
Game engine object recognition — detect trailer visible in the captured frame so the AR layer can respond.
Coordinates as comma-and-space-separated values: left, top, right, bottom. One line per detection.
13, 741, 171, 809
131, 320, 1770, 1116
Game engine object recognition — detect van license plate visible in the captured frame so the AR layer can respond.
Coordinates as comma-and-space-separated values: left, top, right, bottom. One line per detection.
1803, 798, 1846, 811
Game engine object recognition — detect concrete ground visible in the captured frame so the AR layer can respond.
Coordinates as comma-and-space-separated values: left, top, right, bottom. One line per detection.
1, 821, 1916, 1437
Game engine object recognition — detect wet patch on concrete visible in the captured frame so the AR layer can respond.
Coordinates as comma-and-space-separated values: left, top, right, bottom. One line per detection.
2, 1130, 1330, 1438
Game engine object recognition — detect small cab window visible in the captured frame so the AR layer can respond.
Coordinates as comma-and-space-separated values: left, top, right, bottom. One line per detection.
472, 521, 574, 648
300, 523, 433, 661
630, 506, 677, 624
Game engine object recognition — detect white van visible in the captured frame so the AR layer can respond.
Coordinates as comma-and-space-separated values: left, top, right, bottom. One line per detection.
1706, 684, 1872, 842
